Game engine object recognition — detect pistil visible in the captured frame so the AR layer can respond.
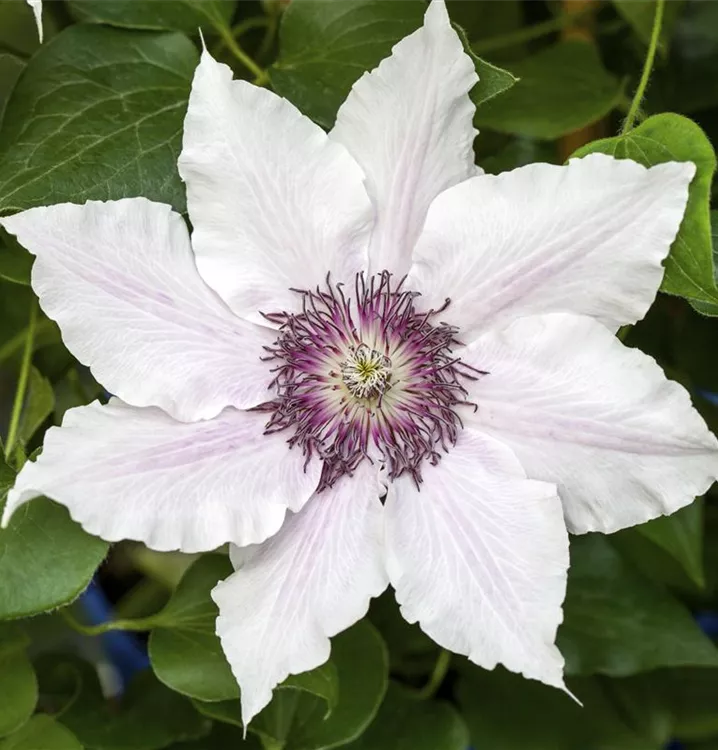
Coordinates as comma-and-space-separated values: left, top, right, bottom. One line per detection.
340, 343, 392, 399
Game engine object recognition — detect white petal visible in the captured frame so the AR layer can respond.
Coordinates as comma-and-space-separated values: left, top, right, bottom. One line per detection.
4, 401, 320, 552
1, 199, 276, 422
330, 0, 478, 277
461, 313, 718, 534
213, 461, 388, 726
26, 0, 42, 42
408, 155, 695, 339
385, 429, 567, 689
178, 50, 373, 325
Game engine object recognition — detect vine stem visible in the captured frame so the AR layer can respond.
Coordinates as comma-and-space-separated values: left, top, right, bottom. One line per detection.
60, 608, 159, 636
473, 5, 594, 55
4, 300, 38, 461
0, 319, 52, 365
621, 0, 665, 135
417, 649, 451, 700
212, 17, 269, 56
215, 23, 269, 86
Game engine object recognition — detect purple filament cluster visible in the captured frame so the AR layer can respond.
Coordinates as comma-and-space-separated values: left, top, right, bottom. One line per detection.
257, 272, 483, 489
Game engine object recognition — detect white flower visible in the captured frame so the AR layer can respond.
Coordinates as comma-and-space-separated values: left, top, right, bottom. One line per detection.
26, 0, 43, 43
2, 0, 716, 727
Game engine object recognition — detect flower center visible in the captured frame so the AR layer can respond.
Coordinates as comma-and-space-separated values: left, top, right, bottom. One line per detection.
340, 344, 392, 399
257, 272, 482, 489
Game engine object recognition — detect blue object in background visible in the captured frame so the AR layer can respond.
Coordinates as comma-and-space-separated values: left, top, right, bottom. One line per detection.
699, 389, 718, 407
79, 579, 149, 692
696, 611, 718, 639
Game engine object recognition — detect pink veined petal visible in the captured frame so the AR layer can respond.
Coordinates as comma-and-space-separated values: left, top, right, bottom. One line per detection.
3, 401, 320, 552
408, 154, 695, 340
213, 461, 388, 727
1, 199, 277, 423
461, 312, 718, 534
26, 0, 42, 42
385, 429, 568, 690
330, 0, 478, 277
178, 50, 373, 326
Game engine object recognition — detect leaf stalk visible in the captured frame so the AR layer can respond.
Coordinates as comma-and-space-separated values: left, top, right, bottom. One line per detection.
4, 300, 38, 461
621, 0, 665, 134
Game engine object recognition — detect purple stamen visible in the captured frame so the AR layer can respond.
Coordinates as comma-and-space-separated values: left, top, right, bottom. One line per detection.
254, 272, 484, 490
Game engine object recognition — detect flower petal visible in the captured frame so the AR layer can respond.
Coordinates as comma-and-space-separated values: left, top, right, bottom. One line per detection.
1, 199, 276, 422
3, 400, 320, 552
461, 313, 718, 534
178, 50, 373, 325
26, 0, 42, 42
330, 0, 478, 277
385, 429, 567, 689
408, 154, 695, 339
213, 461, 388, 726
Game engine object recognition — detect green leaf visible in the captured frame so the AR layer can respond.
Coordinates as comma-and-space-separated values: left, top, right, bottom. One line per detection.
271, 0, 424, 128
270, 0, 515, 129
663, 668, 718, 741
572, 113, 718, 311
612, 0, 684, 51
18, 366, 54, 446
0, 234, 32, 286
0, 624, 37, 738
257, 619, 387, 750
56, 658, 210, 750
635, 502, 705, 587
150, 554, 340, 714
457, 666, 666, 750
149, 554, 238, 702
0, 53, 23, 121
197, 619, 388, 750
474, 40, 624, 139
0, 456, 108, 620
170, 722, 262, 749
454, 24, 518, 108
0, 24, 198, 215
558, 534, 718, 676
0, 716, 82, 750
343, 683, 469, 750
69, 0, 236, 34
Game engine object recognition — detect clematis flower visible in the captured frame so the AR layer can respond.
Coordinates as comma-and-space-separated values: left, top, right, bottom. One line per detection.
25, 0, 43, 43
2, 0, 717, 726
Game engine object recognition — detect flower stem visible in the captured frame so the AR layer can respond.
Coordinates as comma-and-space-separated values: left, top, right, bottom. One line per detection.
4, 300, 38, 461
0, 319, 52, 366
215, 22, 268, 85
621, 0, 665, 135
473, 6, 594, 55
60, 608, 159, 636
417, 649, 451, 700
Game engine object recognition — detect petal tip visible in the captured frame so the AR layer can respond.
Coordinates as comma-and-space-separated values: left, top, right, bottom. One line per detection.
26, 0, 43, 43
425, 0, 450, 26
